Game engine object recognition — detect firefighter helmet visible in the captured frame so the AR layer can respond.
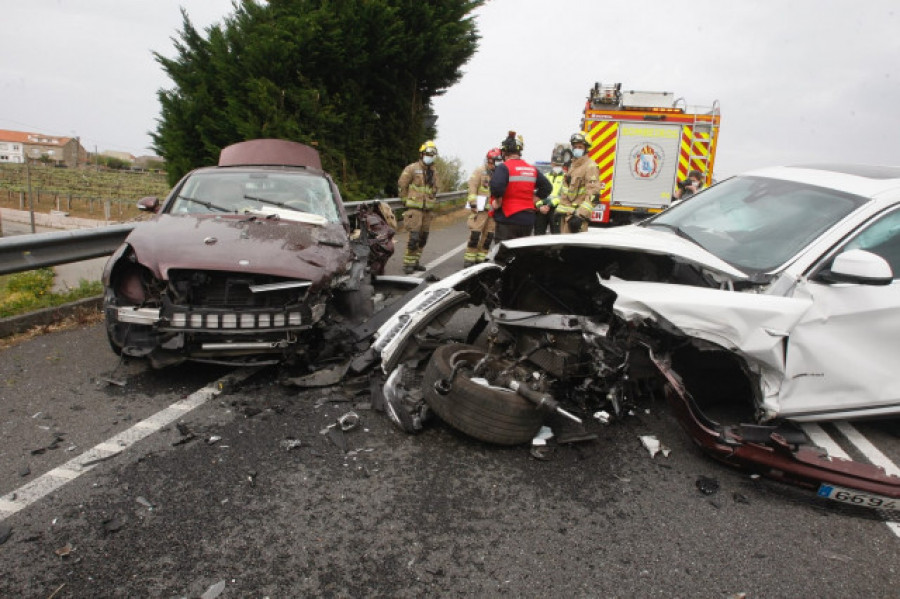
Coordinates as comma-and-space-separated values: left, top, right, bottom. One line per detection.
570, 132, 590, 147
500, 131, 524, 155
419, 140, 438, 156
486, 147, 503, 164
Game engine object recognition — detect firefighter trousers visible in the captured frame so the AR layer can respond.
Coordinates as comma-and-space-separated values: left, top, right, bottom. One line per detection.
464, 211, 495, 265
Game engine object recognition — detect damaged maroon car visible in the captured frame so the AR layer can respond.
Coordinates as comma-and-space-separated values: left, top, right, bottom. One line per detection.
370, 165, 900, 508
103, 139, 398, 368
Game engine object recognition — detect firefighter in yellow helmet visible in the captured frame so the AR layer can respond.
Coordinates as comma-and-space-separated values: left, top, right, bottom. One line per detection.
398, 140, 441, 274
554, 132, 600, 233
463, 147, 502, 266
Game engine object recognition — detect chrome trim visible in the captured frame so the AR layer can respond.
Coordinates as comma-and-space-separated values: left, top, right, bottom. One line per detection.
116, 307, 161, 325
249, 280, 312, 293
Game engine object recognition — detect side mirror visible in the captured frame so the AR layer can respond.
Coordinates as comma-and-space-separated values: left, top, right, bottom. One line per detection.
137, 196, 160, 213
824, 249, 893, 286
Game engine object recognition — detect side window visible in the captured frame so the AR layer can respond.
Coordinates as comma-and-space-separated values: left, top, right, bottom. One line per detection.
840, 208, 900, 278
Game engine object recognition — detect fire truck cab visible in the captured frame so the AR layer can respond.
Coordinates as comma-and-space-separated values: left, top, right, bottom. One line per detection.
581, 82, 720, 226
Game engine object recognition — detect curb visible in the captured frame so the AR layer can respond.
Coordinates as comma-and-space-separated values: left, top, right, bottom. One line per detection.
0, 296, 103, 338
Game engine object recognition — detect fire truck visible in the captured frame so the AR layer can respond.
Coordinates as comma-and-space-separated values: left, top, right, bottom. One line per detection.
580, 82, 721, 226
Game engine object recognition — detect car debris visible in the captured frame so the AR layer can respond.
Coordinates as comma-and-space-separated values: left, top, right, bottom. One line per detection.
135, 496, 155, 510
280, 438, 303, 451
337, 411, 360, 432
200, 580, 227, 599
639, 436, 670, 458
364, 164, 900, 507
531, 426, 554, 446
696, 476, 720, 495
54, 542, 74, 557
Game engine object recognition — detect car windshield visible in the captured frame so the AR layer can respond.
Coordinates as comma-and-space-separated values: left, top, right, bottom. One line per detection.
642, 175, 868, 272
169, 170, 342, 223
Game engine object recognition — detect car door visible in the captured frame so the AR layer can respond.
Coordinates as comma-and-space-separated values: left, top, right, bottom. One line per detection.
778, 206, 900, 420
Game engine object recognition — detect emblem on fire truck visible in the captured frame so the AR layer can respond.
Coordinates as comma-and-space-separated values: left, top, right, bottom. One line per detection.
629, 143, 665, 180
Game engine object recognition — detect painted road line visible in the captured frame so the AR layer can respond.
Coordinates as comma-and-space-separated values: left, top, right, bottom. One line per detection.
833, 420, 900, 539
834, 421, 900, 477
0, 367, 260, 522
800, 423, 851, 460
426, 242, 468, 270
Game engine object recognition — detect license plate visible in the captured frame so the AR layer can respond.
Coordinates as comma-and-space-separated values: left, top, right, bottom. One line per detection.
817, 484, 898, 509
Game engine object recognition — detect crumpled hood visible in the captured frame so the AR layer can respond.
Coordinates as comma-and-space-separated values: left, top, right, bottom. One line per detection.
126, 214, 353, 285
496, 224, 749, 281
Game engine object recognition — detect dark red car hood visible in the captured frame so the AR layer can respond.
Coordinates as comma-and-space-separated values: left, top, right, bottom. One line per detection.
126, 214, 353, 286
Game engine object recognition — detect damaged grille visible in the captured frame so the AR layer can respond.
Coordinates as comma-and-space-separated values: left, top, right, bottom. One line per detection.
168, 270, 308, 309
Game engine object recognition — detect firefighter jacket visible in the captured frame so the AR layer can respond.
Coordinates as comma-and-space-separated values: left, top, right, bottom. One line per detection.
559, 156, 600, 216
399, 159, 440, 210
490, 158, 552, 219
467, 164, 492, 211
536, 171, 566, 208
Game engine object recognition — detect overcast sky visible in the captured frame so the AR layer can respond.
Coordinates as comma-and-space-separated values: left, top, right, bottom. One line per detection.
4, 0, 899, 180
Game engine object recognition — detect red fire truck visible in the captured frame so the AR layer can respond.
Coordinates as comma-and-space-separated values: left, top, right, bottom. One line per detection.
581, 82, 721, 226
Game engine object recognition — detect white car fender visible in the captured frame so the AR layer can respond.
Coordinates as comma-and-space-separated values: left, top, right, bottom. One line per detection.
603, 279, 813, 418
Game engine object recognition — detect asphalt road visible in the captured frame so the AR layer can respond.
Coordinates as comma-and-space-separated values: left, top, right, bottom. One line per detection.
1, 214, 898, 598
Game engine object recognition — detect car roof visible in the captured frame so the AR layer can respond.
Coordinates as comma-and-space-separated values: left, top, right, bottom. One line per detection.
743, 164, 900, 199
218, 139, 322, 170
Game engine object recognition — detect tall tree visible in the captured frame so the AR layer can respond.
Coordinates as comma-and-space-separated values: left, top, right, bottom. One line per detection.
152, 0, 483, 200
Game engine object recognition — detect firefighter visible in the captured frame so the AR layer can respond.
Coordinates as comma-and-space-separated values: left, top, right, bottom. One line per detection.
534, 158, 566, 235
674, 169, 704, 201
554, 132, 600, 233
398, 140, 441, 274
463, 148, 502, 266
489, 131, 552, 242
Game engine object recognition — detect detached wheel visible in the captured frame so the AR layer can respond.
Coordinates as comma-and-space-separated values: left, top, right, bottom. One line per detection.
422, 343, 545, 445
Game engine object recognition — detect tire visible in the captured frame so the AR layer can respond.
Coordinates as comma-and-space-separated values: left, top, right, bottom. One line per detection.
422, 343, 545, 445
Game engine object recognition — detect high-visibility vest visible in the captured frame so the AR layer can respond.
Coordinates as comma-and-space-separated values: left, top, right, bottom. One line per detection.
499, 159, 538, 217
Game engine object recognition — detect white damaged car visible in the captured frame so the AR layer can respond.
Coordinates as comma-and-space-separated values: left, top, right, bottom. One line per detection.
370, 164, 900, 504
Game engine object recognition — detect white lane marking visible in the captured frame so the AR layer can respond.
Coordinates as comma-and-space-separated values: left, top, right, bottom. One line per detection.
832, 421, 900, 539
801, 423, 851, 460
425, 242, 468, 271
834, 421, 900, 477
0, 367, 260, 522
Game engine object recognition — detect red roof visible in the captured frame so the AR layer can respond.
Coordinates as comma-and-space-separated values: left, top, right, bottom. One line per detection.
0, 129, 73, 145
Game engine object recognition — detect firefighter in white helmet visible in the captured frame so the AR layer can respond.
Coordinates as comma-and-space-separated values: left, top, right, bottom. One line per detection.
463, 147, 502, 266
554, 132, 600, 233
398, 140, 441, 274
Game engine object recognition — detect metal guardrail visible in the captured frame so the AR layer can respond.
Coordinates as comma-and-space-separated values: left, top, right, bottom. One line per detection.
0, 191, 466, 276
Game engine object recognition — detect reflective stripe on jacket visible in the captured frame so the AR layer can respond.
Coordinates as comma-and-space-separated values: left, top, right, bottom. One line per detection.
467, 164, 492, 208
399, 159, 439, 210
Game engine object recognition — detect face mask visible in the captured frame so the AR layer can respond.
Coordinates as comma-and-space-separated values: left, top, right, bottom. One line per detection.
423, 155, 435, 165
552, 166, 563, 174
572, 148, 585, 158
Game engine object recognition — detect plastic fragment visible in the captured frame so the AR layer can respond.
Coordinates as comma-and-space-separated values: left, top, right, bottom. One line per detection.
531, 426, 554, 446
280, 438, 303, 451
207, 436, 222, 445
201, 580, 227, 599
55, 542, 74, 557
593, 411, 611, 425
337, 411, 360, 432
136, 496, 154, 509
639, 435, 670, 458
696, 475, 720, 495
